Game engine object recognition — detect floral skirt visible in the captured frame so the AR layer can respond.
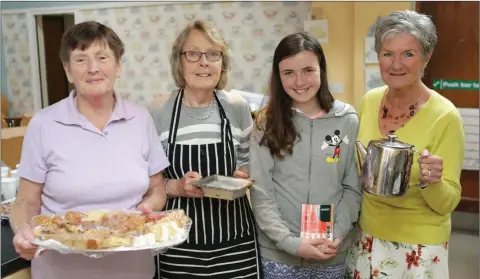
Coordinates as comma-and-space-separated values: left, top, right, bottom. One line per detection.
262, 257, 344, 279
345, 230, 449, 279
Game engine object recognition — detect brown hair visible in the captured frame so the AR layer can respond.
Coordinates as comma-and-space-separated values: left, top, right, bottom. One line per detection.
170, 20, 231, 90
59, 21, 124, 64
257, 32, 334, 159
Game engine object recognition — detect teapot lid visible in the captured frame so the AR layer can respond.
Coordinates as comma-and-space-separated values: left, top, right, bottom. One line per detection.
378, 134, 414, 149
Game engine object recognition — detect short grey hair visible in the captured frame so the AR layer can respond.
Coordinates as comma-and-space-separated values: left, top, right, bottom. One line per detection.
374, 10, 437, 59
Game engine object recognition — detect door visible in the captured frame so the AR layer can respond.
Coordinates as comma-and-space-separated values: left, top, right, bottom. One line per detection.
37, 14, 74, 107
417, 2, 479, 213
42, 15, 69, 105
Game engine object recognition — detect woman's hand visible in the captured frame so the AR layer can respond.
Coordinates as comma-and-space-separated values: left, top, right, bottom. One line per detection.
10, 178, 43, 260
296, 238, 335, 260
233, 170, 249, 179
13, 224, 38, 260
136, 172, 167, 212
317, 238, 342, 255
180, 171, 204, 198
418, 150, 443, 185
136, 203, 152, 214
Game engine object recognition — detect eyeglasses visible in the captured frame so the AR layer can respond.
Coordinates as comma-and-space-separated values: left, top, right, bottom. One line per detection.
181, 51, 223, 62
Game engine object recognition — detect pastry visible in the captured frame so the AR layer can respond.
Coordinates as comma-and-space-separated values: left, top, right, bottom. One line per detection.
101, 236, 132, 248
64, 223, 82, 233
64, 211, 86, 225
31, 215, 52, 227
52, 216, 63, 226
70, 238, 102, 250
32, 209, 189, 250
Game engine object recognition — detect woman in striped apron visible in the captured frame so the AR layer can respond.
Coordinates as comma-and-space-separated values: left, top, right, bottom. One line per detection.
150, 20, 262, 279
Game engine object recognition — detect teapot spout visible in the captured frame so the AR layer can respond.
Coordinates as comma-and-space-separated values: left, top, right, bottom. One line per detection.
355, 141, 367, 170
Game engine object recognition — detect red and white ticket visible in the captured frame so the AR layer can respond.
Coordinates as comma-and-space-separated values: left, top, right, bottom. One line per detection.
300, 204, 334, 241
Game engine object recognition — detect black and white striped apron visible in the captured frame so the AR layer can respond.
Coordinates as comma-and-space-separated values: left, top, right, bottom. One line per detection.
154, 90, 262, 279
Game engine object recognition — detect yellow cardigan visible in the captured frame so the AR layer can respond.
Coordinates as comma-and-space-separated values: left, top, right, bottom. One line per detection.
357, 86, 465, 245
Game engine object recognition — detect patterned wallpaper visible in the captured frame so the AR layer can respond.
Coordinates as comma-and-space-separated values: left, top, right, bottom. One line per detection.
2, 13, 33, 116
75, 1, 310, 106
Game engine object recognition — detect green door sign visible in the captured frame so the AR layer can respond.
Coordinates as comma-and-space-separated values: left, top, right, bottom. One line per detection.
433, 79, 479, 90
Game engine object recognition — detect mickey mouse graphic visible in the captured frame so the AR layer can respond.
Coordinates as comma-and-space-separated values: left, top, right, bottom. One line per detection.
321, 129, 349, 163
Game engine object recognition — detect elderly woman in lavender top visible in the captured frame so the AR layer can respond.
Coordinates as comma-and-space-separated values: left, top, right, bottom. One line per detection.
9, 21, 170, 279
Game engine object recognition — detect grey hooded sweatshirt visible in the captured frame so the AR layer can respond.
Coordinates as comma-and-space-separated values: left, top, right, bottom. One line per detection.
249, 100, 361, 266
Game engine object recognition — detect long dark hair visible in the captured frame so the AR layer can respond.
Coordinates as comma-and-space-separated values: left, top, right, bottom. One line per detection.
257, 32, 334, 159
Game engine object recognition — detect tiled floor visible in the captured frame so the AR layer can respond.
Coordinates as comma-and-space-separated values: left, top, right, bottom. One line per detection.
449, 230, 479, 279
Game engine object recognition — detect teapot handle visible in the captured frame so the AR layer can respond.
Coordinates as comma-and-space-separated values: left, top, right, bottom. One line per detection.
410, 150, 429, 188
413, 150, 425, 156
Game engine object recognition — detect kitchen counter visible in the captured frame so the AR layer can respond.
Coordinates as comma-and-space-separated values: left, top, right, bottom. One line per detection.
1, 221, 30, 278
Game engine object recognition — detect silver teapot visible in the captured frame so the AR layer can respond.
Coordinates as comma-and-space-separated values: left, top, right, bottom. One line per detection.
356, 134, 427, 197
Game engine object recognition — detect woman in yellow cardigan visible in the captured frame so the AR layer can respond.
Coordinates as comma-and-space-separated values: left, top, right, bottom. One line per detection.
345, 10, 465, 279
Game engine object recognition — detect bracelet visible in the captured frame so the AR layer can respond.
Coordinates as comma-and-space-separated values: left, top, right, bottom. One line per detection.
164, 178, 171, 197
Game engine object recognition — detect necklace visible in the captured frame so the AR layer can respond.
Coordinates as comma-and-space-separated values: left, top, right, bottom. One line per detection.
380, 90, 421, 134
182, 97, 216, 121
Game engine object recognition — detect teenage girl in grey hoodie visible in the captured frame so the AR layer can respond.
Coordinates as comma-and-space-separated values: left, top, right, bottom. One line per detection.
249, 32, 362, 278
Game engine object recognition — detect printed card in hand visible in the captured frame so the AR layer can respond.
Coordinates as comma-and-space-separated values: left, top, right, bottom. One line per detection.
300, 204, 334, 241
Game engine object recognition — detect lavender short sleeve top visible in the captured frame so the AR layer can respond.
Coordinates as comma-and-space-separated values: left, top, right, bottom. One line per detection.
18, 91, 169, 279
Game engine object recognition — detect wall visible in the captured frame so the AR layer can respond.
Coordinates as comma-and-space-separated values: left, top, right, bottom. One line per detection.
1, 1, 91, 9
2, 12, 33, 116
352, 2, 413, 108
1, 32, 7, 98
311, 1, 413, 108
310, 2, 354, 105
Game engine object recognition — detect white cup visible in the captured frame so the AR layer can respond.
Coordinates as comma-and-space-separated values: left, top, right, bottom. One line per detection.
10, 170, 18, 178
1, 167, 10, 178
2, 177, 18, 200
